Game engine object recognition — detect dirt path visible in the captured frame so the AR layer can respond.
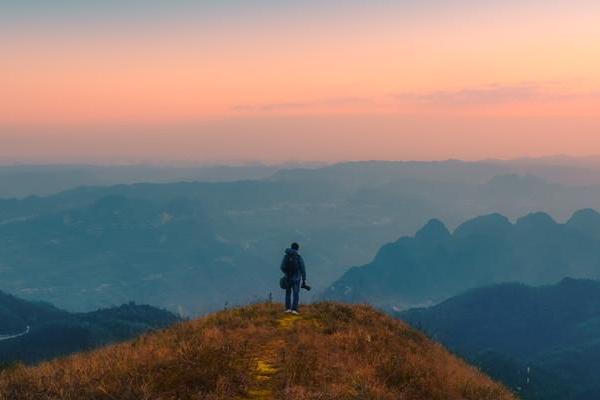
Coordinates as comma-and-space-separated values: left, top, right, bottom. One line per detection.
243, 313, 303, 400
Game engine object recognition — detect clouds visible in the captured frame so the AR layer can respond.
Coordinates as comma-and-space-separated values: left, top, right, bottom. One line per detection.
232, 97, 372, 113
392, 83, 543, 106
393, 83, 600, 106
232, 82, 600, 116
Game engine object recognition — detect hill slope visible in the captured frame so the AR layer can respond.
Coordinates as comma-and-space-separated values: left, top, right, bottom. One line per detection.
323, 209, 600, 309
0, 290, 66, 335
400, 279, 600, 400
0, 289, 179, 364
0, 302, 515, 400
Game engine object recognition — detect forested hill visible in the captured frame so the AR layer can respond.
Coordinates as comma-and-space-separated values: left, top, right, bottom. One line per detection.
0, 290, 179, 364
400, 278, 600, 400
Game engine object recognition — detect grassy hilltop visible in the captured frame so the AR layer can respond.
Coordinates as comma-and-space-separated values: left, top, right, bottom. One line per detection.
0, 302, 515, 400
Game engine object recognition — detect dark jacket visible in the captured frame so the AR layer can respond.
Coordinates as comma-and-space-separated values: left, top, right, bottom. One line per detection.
280, 248, 306, 283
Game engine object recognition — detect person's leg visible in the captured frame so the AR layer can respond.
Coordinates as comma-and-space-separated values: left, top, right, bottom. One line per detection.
285, 285, 292, 310
292, 281, 300, 311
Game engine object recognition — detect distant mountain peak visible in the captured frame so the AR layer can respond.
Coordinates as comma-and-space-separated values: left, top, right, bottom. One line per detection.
567, 208, 600, 236
453, 213, 512, 238
325, 208, 600, 310
515, 212, 557, 229
415, 219, 451, 242
556, 276, 600, 289
570, 208, 600, 219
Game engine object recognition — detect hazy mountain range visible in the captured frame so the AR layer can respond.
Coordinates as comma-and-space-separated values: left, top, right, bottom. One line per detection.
4, 160, 600, 314
4, 156, 600, 199
323, 208, 600, 309
0, 164, 285, 198
400, 278, 600, 400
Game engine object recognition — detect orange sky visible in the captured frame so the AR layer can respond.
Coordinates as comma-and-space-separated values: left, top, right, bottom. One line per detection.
2, 1, 600, 163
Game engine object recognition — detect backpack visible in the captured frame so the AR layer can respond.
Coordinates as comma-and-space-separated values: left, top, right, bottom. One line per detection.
283, 252, 299, 276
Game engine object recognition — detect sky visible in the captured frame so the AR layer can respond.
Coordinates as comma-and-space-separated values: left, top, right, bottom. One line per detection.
2, 0, 600, 164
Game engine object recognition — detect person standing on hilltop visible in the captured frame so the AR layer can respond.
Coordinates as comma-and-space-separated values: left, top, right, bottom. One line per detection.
280, 242, 308, 314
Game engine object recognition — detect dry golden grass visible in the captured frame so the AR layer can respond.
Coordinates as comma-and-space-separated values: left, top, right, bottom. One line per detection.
0, 302, 517, 400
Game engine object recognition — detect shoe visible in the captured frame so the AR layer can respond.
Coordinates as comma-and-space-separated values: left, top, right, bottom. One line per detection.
291, 310, 300, 315
285, 309, 292, 313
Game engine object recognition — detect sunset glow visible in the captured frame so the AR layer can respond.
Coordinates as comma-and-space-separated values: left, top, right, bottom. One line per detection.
2, 1, 600, 163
